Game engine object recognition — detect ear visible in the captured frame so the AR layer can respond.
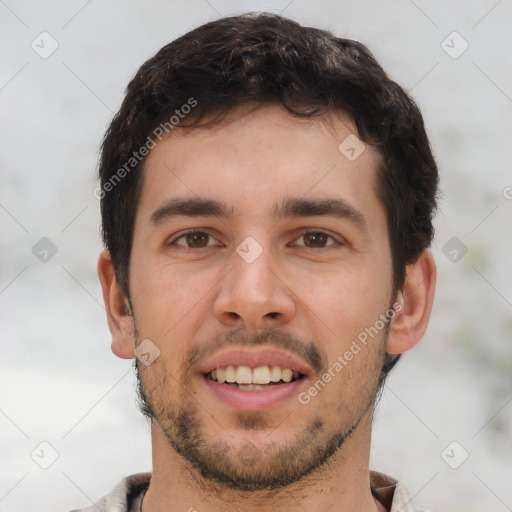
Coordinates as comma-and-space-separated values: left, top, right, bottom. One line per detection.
97, 250, 136, 359
387, 249, 436, 354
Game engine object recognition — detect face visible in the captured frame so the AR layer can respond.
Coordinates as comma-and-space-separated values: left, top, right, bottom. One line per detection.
128, 104, 395, 490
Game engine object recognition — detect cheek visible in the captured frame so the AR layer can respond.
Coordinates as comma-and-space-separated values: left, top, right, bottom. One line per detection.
130, 259, 215, 339
294, 264, 391, 391
292, 261, 388, 329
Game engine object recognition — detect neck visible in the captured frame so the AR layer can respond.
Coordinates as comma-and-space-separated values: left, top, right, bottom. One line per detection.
142, 410, 385, 512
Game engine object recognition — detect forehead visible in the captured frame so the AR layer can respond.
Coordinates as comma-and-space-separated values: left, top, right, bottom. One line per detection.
136, 104, 384, 227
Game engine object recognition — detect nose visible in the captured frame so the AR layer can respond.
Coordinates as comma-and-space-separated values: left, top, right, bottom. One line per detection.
212, 239, 296, 330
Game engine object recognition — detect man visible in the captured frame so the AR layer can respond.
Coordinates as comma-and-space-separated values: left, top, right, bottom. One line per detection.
80, 11, 438, 512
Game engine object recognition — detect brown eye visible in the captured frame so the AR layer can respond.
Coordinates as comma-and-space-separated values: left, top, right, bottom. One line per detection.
295, 231, 340, 249
184, 232, 210, 248
169, 231, 217, 250
302, 232, 331, 248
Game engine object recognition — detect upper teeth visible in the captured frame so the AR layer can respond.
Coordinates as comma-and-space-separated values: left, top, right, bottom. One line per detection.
210, 365, 300, 384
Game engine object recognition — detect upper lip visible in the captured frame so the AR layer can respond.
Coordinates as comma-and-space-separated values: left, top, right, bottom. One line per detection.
198, 347, 311, 376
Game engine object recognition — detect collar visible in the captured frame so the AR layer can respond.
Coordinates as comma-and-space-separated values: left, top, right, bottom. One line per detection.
74, 470, 423, 512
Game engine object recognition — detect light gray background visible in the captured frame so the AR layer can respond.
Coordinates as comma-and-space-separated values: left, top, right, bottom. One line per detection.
1, 1, 511, 511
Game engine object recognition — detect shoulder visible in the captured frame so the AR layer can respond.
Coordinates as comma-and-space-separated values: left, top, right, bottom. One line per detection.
67, 473, 151, 512
370, 470, 431, 512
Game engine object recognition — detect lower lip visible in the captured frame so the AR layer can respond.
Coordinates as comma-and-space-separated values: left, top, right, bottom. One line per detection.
202, 375, 306, 411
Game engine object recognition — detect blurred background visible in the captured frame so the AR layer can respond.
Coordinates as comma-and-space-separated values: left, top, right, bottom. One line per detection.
0, 1, 511, 510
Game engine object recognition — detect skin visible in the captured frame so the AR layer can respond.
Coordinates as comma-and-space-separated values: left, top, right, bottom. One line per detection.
98, 103, 436, 512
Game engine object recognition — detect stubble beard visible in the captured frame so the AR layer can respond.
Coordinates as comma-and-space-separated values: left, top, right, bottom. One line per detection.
133, 323, 389, 492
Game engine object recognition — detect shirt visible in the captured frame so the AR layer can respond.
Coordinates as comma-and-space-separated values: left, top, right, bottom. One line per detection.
69, 470, 427, 512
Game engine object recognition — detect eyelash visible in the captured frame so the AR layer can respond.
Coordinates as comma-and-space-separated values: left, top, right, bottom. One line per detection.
167, 229, 344, 251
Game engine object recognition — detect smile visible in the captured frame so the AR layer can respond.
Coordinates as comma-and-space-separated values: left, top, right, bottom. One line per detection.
206, 364, 304, 390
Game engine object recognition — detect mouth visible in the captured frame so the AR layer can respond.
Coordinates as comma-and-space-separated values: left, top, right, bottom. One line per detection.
205, 365, 305, 390
202, 364, 308, 411
198, 347, 312, 410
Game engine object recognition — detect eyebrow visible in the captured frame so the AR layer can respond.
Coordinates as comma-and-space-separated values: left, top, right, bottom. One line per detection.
150, 197, 234, 225
150, 196, 368, 232
275, 197, 368, 231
